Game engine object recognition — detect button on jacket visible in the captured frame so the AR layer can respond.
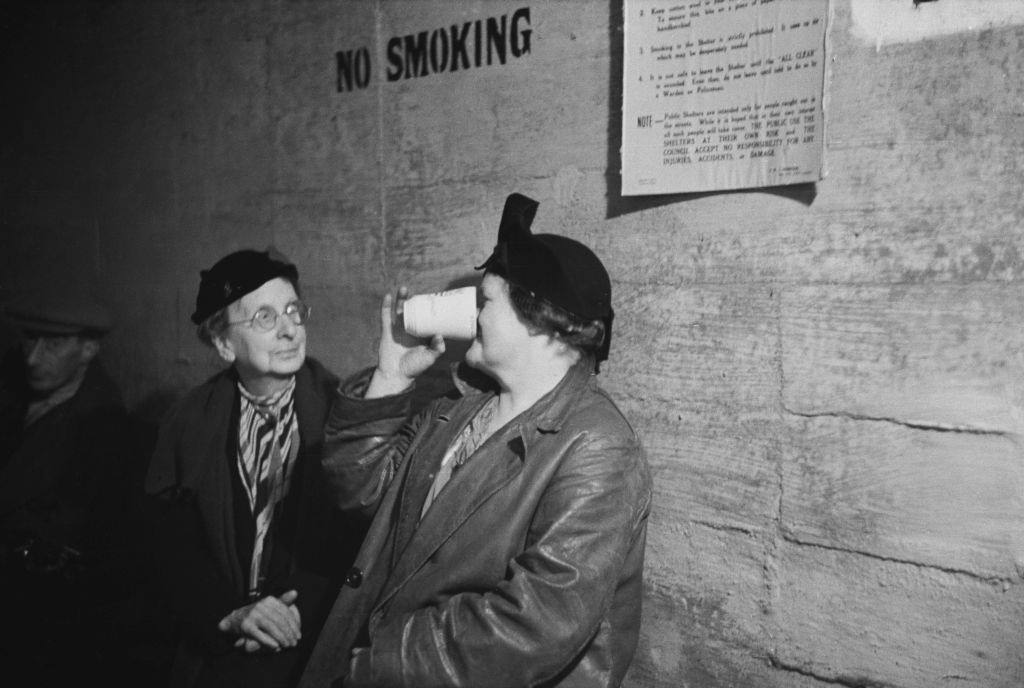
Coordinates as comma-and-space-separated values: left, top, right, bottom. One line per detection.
300, 361, 652, 688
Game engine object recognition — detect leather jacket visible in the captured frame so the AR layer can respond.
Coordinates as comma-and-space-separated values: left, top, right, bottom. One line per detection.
300, 361, 652, 688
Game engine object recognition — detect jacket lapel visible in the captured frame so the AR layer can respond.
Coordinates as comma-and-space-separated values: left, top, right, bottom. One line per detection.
292, 362, 326, 451
375, 361, 595, 607
389, 393, 484, 561
187, 371, 245, 595
377, 405, 526, 608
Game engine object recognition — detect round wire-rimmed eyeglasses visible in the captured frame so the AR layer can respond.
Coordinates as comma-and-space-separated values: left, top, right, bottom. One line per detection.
227, 301, 311, 331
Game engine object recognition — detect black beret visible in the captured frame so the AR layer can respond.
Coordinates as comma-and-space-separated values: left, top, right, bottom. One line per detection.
5, 287, 113, 336
476, 193, 614, 365
191, 248, 299, 325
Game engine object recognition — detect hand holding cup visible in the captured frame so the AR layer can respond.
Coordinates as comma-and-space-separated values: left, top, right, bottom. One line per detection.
366, 287, 454, 398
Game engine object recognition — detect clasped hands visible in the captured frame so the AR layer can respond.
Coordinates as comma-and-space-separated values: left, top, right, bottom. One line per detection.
217, 589, 302, 654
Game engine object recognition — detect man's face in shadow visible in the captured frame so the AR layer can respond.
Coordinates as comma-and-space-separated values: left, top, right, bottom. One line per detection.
20, 332, 98, 396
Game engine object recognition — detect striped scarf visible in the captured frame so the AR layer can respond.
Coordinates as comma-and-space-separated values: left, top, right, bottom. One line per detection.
236, 377, 300, 599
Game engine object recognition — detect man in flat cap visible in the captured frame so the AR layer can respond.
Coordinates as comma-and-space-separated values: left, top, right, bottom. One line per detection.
300, 193, 652, 688
0, 287, 138, 680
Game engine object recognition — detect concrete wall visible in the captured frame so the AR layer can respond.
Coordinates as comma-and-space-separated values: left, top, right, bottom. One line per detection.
2, 1, 1022, 686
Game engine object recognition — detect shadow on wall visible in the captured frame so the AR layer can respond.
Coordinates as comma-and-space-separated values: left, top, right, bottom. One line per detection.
602, 0, 817, 219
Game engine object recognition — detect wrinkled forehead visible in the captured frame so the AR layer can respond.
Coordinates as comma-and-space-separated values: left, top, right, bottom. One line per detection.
229, 277, 299, 315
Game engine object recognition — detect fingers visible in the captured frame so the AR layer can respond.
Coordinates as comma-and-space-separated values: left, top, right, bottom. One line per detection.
429, 334, 446, 356
239, 621, 283, 651
221, 596, 302, 650
380, 292, 395, 340
396, 334, 446, 379
280, 589, 302, 627
248, 596, 301, 645
234, 636, 262, 653
381, 287, 410, 339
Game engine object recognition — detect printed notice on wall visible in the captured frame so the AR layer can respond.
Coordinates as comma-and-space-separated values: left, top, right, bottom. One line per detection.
622, 0, 828, 195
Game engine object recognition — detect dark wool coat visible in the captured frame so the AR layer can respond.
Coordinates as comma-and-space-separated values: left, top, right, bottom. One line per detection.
145, 358, 362, 688
0, 356, 141, 682
299, 361, 652, 688
0, 357, 133, 558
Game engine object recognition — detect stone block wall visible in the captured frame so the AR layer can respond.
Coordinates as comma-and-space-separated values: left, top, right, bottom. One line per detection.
2, 1, 1022, 685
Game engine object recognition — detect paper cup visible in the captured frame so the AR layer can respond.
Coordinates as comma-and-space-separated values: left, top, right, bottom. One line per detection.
402, 286, 477, 340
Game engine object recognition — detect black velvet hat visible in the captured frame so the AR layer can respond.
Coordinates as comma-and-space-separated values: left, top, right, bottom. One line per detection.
191, 247, 298, 325
476, 193, 614, 366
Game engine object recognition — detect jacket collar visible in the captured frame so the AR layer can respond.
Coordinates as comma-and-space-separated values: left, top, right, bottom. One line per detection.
448, 358, 595, 435
218, 363, 325, 446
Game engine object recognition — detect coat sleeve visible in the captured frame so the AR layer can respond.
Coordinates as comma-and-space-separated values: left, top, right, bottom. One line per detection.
349, 430, 652, 688
143, 403, 238, 656
321, 368, 426, 521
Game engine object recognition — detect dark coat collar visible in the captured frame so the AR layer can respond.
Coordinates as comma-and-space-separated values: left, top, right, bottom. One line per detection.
215, 362, 331, 452
151, 358, 335, 594
0, 361, 125, 515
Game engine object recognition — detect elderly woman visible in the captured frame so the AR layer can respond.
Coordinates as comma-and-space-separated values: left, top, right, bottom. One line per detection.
145, 248, 361, 688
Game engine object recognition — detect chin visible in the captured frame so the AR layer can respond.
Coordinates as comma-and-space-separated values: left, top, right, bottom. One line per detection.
276, 359, 305, 376
464, 344, 482, 369
463, 350, 496, 378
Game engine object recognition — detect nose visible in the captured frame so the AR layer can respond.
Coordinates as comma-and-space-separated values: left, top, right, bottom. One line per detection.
24, 338, 44, 365
277, 312, 299, 338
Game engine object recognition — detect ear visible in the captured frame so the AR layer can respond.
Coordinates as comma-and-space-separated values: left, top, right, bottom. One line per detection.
212, 335, 236, 364
80, 339, 101, 364
546, 332, 581, 365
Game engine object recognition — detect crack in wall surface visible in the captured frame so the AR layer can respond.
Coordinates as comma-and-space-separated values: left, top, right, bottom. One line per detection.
691, 519, 757, 537
769, 653, 902, 688
766, 282, 786, 669
782, 404, 1010, 436
781, 531, 1015, 586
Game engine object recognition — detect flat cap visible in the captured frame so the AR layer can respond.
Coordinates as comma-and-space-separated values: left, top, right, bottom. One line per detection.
5, 287, 113, 335
191, 247, 298, 325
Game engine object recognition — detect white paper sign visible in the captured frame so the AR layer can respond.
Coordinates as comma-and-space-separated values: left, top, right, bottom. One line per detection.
622, 0, 829, 195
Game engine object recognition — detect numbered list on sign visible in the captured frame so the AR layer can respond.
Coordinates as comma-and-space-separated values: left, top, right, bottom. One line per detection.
622, 0, 828, 195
